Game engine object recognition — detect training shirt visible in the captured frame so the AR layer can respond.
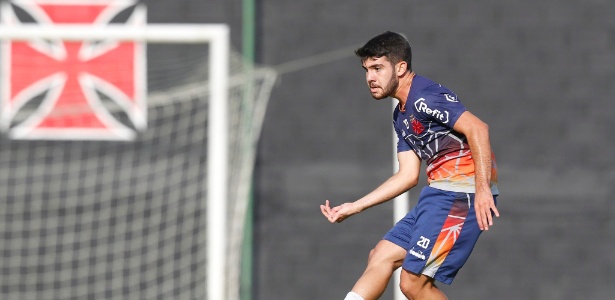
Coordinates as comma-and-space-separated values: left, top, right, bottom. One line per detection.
393, 75, 499, 195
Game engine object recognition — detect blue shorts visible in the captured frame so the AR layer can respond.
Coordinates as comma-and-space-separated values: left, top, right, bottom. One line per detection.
383, 186, 497, 284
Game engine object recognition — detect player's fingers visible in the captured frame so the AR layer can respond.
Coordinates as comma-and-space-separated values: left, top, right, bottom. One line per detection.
320, 205, 330, 218
477, 209, 488, 231
491, 205, 500, 218
328, 212, 339, 223
486, 208, 493, 227
321, 200, 334, 220
325, 200, 335, 215
325, 201, 339, 223
486, 201, 500, 227
478, 216, 484, 231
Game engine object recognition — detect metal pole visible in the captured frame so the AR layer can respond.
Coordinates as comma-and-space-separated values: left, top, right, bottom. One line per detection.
241, 0, 256, 299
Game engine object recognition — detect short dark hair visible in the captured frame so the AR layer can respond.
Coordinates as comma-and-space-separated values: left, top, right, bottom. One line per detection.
355, 31, 412, 71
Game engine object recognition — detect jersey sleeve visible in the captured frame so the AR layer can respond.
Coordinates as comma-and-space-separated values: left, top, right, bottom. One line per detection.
414, 88, 467, 129
394, 124, 412, 153
393, 109, 413, 153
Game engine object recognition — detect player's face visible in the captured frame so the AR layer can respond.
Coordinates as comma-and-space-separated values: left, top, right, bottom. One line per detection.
362, 56, 398, 100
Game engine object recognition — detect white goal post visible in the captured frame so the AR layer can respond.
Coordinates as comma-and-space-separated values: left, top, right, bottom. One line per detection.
0, 24, 230, 300
391, 99, 410, 300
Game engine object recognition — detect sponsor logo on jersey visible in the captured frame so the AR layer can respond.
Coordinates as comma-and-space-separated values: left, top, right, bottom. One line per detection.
414, 98, 449, 124
444, 93, 458, 102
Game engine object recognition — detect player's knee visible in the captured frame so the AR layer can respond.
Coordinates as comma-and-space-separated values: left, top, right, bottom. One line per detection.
368, 247, 376, 261
367, 246, 390, 263
366, 246, 394, 269
366, 241, 406, 270
399, 279, 418, 300
399, 272, 431, 300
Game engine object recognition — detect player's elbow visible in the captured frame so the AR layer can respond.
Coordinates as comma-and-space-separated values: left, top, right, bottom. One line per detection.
400, 173, 419, 190
476, 118, 490, 132
467, 119, 490, 140
397, 167, 418, 183
407, 177, 419, 189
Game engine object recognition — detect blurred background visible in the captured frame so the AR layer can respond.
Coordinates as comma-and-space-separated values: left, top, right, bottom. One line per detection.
0, 0, 614, 300
252, 0, 615, 300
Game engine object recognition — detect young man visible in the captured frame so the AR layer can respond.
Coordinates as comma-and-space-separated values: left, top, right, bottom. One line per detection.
320, 31, 500, 300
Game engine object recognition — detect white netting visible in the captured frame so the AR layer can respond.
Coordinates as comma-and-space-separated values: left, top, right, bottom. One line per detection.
0, 41, 276, 300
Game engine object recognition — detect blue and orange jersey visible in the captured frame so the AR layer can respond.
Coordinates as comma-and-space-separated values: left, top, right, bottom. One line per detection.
393, 75, 499, 195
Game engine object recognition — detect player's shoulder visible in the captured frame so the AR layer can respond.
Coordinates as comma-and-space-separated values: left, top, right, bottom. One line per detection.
414, 76, 458, 103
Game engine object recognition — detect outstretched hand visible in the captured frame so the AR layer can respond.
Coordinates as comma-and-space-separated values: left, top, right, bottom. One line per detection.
320, 200, 359, 223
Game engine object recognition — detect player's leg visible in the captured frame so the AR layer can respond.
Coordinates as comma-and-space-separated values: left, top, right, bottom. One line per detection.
345, 204, 420, 300
346, 239, 407, 300
399, 270, 448, 300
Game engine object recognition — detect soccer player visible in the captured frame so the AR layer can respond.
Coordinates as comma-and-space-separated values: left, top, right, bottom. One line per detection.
320, 31, 500, 300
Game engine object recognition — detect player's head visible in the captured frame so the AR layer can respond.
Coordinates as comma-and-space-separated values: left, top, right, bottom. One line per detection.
355, 31, 412, 100
355, 31, 412, 71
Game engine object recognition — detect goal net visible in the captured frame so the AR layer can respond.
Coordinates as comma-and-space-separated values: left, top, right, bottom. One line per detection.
0, 3, 276, 300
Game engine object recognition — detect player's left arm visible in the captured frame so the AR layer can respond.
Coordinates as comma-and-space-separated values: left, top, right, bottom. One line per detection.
453, 111, 500, 231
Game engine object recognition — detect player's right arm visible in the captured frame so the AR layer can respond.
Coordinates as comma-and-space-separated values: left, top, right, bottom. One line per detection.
320, 150, 421, 223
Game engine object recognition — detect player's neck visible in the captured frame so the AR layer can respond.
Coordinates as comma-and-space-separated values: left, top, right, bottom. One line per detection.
396, 71, 415, 112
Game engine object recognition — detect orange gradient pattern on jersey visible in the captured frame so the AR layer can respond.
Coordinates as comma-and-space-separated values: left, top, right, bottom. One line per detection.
427, 151, 498, 190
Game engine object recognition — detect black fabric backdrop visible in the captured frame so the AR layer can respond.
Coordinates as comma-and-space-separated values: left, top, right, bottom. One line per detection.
251, 1, 615, 299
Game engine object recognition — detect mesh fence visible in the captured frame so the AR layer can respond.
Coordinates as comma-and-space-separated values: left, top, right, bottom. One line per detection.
0, 43, 277, 300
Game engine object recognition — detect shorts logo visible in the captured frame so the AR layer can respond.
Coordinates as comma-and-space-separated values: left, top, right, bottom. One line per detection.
1, 0, 147, 140
409, 248, 426, 260
414, 98, 449, 124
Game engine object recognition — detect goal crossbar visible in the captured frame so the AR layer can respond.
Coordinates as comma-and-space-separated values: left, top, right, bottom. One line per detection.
0, 24, 228, 43
0, 23, 230, 300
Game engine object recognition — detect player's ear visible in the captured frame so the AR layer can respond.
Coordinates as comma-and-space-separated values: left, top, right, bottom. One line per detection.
396, 61, 407, 76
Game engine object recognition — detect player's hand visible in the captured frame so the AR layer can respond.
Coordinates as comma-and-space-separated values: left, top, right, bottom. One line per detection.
320, 200, 359, 223
473, 192, 499, 231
